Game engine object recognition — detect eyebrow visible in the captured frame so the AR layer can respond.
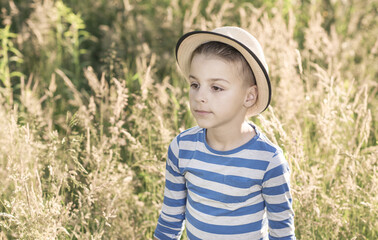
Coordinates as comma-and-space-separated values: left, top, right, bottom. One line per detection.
188, 75, 230, 83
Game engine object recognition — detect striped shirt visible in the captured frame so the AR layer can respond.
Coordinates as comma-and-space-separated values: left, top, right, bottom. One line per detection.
154, 125, 295, 239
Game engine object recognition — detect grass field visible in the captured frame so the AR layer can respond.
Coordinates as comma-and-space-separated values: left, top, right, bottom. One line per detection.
0, 0, 377, 239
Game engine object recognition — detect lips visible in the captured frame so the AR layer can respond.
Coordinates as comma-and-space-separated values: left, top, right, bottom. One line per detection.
195, 110, 211, 113
194, 109, 212, 116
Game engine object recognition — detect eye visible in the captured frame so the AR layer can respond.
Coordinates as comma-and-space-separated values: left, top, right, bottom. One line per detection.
190, 82, 199, 89
211, 85, 224, 92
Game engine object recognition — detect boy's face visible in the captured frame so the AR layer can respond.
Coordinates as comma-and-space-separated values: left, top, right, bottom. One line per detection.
188, 54, 257, 131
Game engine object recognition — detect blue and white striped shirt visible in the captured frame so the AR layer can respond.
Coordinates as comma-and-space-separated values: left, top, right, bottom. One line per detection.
154, 125, 295, 239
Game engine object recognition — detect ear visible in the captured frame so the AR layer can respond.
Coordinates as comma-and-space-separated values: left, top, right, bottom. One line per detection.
244, 85, 258, 108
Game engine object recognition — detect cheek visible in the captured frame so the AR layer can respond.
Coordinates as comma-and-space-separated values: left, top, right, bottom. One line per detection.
188, 92, 196, 107
218, 91, 240, 102
188, 91, 195, 101
220, 92, 246, 109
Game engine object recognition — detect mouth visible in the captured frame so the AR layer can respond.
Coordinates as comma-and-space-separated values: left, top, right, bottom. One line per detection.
194, 110, 212, 116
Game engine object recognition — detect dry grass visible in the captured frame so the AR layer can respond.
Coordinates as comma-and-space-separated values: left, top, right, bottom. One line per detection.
0, 0, 377, 239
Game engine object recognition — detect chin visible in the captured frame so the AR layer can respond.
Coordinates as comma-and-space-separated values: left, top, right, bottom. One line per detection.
194, 120, 211, 129
196, 121, 218, 130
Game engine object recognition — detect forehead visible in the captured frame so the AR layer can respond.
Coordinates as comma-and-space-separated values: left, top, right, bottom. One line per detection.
189, 53, 245, 82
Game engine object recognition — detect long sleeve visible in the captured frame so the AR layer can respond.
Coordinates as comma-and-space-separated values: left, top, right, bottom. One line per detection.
154, 136, 187, 240
262, 150, 295, 239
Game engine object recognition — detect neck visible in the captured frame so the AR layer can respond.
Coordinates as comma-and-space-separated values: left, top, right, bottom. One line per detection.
206, 121, 255, 151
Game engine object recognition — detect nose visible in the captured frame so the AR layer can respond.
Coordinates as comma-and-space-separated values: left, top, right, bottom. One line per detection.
194, 87, 208, 103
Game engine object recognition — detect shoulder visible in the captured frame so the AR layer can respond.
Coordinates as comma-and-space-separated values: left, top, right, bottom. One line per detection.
252, 125, 288, 169
169, 126, 203, 150
253, 125, 283, 155
175, 126, 203, 143
178, 126, 203, 138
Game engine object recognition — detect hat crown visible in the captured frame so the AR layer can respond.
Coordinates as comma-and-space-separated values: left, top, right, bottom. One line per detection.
212, 27, 269, 73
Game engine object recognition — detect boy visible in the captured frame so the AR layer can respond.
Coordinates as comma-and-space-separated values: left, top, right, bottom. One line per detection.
154, 27, 295, 239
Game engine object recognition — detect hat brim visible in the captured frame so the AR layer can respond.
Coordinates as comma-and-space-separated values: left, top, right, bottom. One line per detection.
175, 30, 271, 117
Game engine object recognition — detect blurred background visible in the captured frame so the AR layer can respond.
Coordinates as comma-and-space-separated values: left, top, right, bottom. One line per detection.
0, 0, 376, 239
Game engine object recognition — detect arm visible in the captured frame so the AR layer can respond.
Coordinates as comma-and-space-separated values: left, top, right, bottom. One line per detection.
262, 151, 295, 239
154, 136, 187, 240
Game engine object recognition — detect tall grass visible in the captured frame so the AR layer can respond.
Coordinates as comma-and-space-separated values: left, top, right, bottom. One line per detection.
0, 0, 377, 239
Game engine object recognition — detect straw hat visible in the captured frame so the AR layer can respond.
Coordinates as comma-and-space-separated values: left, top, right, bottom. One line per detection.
175, 26, 271, 117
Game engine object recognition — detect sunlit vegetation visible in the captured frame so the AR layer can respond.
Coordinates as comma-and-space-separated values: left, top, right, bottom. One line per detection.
0, 0, 376, 239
